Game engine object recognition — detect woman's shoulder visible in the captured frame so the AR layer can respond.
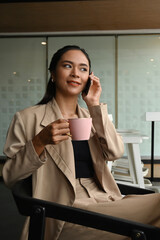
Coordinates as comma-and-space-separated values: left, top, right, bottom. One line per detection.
18, 104, 46, 116
12, 104, 47, 124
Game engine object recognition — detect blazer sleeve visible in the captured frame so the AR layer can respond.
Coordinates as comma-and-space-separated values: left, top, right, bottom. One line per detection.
88, 103, 124, 161
2, 112, 46, 188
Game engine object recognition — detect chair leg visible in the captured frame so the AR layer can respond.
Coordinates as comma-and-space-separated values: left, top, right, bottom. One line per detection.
28, 206, 45, 240
131, 230, 146, 240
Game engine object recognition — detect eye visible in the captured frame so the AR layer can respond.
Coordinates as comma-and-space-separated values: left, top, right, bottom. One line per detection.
63, 64, 72, 69
80, 67, 88, 72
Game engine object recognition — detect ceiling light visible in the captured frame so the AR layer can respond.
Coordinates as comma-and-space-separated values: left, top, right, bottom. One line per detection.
41, 42, 46, 45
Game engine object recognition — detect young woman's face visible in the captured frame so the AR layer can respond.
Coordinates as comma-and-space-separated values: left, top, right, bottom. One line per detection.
53, 50, 90, 97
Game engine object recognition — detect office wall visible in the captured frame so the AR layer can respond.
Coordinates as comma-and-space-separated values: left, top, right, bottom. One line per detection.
1, 0, 160, 157
118, 35, 160, 156
0, 0, 160, 33
0, 36, 115, 155
0, 38, 46, 155
1, 35, 160, 158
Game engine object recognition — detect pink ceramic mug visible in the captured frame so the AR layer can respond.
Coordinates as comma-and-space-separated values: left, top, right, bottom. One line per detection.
68, 118, 92, 140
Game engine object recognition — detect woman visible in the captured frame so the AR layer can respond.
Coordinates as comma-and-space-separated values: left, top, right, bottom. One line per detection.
2, 45, 160, 240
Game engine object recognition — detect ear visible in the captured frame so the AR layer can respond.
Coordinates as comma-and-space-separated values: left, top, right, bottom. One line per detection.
51, 72, 55, 82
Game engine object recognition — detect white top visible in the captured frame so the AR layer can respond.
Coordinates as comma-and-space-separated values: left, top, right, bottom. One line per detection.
146, 112, 160, 121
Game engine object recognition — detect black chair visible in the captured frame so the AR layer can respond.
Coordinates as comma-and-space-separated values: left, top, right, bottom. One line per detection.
12, 177, 160, 240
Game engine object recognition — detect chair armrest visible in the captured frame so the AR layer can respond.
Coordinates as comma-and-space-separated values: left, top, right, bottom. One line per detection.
11, 178, 160, 240
118, 183, 155, 195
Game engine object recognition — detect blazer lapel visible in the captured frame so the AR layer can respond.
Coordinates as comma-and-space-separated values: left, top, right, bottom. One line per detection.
40, 99, 76, 188
39, 99, 96, 190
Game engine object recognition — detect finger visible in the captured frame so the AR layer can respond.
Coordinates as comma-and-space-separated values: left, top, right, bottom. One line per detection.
89, 75, 100, 83
58, 121, 69, 129
58, 118, 69, 123
51, 121, 69, 132
50, 128, 70, 139
91, 75, 100, 82
57, 128, 70, 136
52, 134, 70, 145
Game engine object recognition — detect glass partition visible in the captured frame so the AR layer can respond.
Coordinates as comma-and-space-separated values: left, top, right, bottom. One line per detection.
1, 34, 160, 158
0, 37, 46, 155
118, 35, 160, 157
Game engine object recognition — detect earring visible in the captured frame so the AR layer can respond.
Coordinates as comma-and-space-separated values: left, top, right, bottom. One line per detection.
51, 78, 54, 82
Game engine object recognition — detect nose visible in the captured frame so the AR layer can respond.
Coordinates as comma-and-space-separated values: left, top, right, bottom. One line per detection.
71, 67, 79, 78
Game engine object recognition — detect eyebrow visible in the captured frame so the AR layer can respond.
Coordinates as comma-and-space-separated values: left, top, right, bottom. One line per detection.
61, 60, 89, 68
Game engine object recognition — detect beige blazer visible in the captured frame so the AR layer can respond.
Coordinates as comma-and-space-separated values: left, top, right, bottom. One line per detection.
2, 98, 124, 240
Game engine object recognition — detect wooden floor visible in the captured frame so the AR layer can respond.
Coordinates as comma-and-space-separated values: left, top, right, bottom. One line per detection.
144, 163, 160, 178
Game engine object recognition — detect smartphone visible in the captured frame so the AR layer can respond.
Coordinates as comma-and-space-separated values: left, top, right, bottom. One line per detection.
82, 77, 91, 95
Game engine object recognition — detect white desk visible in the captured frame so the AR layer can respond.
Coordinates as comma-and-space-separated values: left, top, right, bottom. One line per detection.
115, 130, 149, 188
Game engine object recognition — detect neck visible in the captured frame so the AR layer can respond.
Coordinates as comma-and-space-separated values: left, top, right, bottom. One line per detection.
55, 94, 78, 119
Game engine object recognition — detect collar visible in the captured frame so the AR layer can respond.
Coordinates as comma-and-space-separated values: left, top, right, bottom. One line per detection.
40, 98, 90, 127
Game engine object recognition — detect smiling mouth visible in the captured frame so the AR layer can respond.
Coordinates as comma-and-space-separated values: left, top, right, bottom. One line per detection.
67, 81, 81, 86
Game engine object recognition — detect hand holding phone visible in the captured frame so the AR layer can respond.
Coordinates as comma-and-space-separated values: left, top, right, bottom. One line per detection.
82, 72, 102, 106
82, 77, 91, 96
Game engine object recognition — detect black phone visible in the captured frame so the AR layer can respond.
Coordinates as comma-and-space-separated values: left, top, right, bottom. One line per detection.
82, 77, 91, 95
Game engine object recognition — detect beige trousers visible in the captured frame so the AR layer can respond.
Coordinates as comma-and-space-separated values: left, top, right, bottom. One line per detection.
58, 178, 160, 240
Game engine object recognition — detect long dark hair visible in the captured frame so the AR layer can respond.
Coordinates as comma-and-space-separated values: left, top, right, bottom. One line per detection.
37, 45, 91, 105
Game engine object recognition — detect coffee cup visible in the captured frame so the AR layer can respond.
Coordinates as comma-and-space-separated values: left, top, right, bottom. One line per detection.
68, 118, 92, 140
